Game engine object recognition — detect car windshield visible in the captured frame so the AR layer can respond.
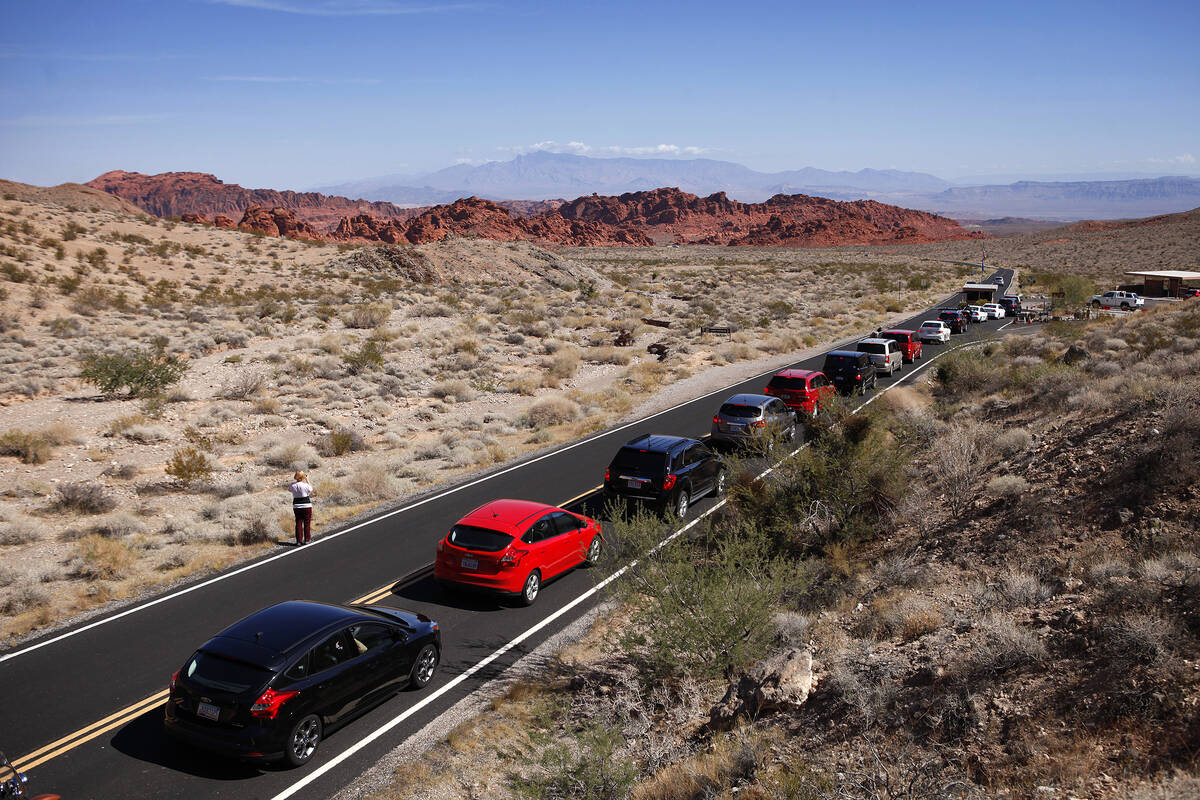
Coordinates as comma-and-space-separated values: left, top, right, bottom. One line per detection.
768, 376, 808, 390
857, 342, 885, 355
610, 448, 669, 475
719, 403, 761, 418
448, 524, 514, 552
186, 652, 272, 695
920, 322, 938, 328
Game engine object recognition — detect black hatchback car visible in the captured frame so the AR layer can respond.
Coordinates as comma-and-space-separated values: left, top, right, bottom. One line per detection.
602, 434, 725, 519
937, 309, 968, 334
164, 601, 440, 767
822, 350, 877, 395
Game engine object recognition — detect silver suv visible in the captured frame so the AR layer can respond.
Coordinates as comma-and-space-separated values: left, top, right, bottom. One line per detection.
856, 338, 903, 376
710, 393, 797, 450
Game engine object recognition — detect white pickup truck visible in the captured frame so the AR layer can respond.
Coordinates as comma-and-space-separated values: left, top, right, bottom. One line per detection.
1091, 290, 1144, 310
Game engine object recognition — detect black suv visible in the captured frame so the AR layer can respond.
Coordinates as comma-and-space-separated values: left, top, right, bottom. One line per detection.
937, 309, 967, 334
603, 434, 725, 518
998, 295, 1021, 314
165, 601, 440, 767
821, 350, 877, 395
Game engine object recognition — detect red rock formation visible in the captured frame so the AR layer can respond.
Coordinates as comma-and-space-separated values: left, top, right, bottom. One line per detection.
86, 170, 419, 230
555, 188, 981, 246
237, 207, 322, 240
213, 214, 235, 228
180, 212, 208, 224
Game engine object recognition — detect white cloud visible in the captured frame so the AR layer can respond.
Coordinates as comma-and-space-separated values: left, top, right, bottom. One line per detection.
498, 140, 709, 158
1147, 153, 1196, 166
207, 0, 482, 15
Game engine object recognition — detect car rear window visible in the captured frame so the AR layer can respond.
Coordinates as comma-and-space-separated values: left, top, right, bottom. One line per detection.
610, 447, 668, 475
768, 376, 808, 391
185, 652, 272, 695
448, 524, 514, 552
719, 403, 761, 418
823, 354, 859, 370
857, 342, 885, 355
883, 333, 910, 343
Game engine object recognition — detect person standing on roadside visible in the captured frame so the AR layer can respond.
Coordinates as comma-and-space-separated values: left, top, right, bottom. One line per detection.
290, 471, 313, 545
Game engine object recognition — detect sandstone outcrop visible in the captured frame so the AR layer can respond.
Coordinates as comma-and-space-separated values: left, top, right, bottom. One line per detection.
709, 648, 815, 729
237, 206, 322, 240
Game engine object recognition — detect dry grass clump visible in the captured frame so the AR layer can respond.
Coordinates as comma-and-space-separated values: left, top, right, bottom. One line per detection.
87, 512, 148, 539
0, 513, 41, 545
1, 583, 50, 616
342, 302, 391, 329
71, 534, 135, 579
546, 347, 582, 380
523, 396, 581, 428
986, 474, 1029, 498
54, 481, 117, 514
968, 614, 1047, 675
430, 378, 475, 402
314, 427, 369, 457
260, 440, 321, 470
586, 346, 634, 365
0, 429, 53, 464
123, 423, 169, 443
341, 459, 403, 501
995, 427, 1032, 455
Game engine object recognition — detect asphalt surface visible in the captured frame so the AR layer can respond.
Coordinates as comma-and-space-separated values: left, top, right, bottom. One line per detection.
0, 269, 1017, 800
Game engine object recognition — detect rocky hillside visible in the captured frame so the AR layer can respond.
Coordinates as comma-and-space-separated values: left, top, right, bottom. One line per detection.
85, 170, 420, 229
556, 187, 982, 246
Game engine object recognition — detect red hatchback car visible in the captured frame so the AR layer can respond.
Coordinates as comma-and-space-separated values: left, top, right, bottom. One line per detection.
763, 369, 836, 417
434, 499, 602, 606
880, 329, 923, 363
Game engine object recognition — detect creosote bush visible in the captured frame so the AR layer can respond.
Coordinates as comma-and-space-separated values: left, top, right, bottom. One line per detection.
55, 482, 117, 514
78, 344, 189, 398
165, 446, 215, 486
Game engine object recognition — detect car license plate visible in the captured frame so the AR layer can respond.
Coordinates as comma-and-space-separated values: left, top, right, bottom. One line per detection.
781, 393, 791, 400
461, 558, 478, 570
626, 479, 641, 488
196, 701, 220, 721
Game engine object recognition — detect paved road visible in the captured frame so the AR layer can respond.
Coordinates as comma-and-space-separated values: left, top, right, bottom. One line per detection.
0, 269, 1017, 800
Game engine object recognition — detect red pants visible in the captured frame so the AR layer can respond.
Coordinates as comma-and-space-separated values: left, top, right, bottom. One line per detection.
294, 507, 312, 544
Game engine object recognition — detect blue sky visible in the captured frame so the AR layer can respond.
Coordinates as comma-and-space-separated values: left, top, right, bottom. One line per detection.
0, 0, 1196, 189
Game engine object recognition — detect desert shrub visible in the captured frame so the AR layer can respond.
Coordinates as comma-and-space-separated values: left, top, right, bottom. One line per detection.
260, 441, 321, 470
72, 534, 134, 579
314, 427, 369, 457
507, 373, 541, 395
342, 460, 401, 501
547, 348, 581, 380
78, 344, 189, 397
122, 424, 169, 443
55, 482, 117, 514
233, 513, 275, 546
995, 427, 1032, 455
209, 474, 258, 498
512, 725, 636, 800
38, 421, 81, 446
413, 440, 449, 461
935, 424, 982, 517
0, 429, 52, 464
430, 379, 475, 402
585, 346, 634, 365
986, 474, 1028, 498
523, 396, 581, 428
342, 303, 391, 329
969, 614, 1046, 675
0, 515, 41, 545
611, 514, 791, 679
101, 462, 139, 479
1, 584, 50, 616
253, 396, 281, 414
221, 371, 266, 400
343, 339, 385, 375
165, 446, 215, 485
89, 513, 148, 538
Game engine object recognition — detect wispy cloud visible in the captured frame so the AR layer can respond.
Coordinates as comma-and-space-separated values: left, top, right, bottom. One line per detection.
500, 140, 710, 158
204, 75, 381, 85
1147, 153, 1196, 166
207, 0, 483, 15
0, 113, 173, 128
0, 45, 185, 62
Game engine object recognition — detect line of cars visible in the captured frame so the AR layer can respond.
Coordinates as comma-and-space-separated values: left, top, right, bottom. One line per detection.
161, 292, 1010, 769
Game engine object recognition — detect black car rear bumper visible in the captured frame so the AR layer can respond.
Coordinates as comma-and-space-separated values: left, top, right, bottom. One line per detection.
163, 710, 285, 761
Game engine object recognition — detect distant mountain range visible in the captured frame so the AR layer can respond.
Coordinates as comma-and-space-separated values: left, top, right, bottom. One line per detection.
317, 152, 1200, 221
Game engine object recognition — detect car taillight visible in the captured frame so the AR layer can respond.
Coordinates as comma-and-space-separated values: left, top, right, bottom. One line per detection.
662, 474, 677, 491
855, 375, 862, 381
751, 419, 766, 428
712, 415, 721, 424
500, 548, 529, 568
170, 670, 179, 691
604, 468, 610, 482
250, 688, 299, 719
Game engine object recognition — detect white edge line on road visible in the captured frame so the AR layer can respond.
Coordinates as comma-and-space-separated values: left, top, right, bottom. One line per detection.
272, 330, 997, 800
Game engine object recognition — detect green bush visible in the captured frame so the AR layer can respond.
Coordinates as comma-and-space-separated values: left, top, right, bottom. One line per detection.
512, 725, 636, 800
343, 339, 385, 375
78, 345, 190, 397
165, 446, 214, 486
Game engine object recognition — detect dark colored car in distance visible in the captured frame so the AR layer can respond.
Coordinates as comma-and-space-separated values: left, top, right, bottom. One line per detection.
879, 329, 923, 363
603, 434, 725, 519
763, 368, 835, 416
821, 350, 877, 395
434, 499, 602, 606
165, 601, 440, 767
999, 295, 1022, 314
937, 309, 967, 334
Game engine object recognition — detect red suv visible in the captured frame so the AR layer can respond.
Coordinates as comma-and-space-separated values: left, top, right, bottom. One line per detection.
763, 369, 835, 417
879, 329, 923, 363
434, 499, 602, 606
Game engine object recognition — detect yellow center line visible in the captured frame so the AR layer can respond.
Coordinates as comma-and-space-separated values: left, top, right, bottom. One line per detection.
13, 688, 169, 772
558, 484, 603, 509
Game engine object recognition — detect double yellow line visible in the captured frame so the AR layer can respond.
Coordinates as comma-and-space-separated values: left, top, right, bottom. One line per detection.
12, 689, 169, 772
11, 485, 609, 772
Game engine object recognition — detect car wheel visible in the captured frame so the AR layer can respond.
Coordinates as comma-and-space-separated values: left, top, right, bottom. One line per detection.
284, 714, 322, 767
585, 535, 602, 564
1121, 303, 1130, 310
1091, 300, 1101, 308
713, 469, 727, 497
409, 643, 439, 689
519, 570, 541, 606
674, 489, 690, 519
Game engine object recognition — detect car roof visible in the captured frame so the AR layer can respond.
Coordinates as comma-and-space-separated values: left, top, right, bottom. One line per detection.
621, 433, 696, 454
826, 349, 864, 358
920, 320, 944, 325
722, 393, 773, 407
459, 498, 557, 533
857, 337, 891, 345
207, 600, 377, 664
773, 368, 820, 379
880, 329, 915, 335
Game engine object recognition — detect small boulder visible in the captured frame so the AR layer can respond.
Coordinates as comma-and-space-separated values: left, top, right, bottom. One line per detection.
1062, 344, 1091, 365
709, 648, 814, 729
